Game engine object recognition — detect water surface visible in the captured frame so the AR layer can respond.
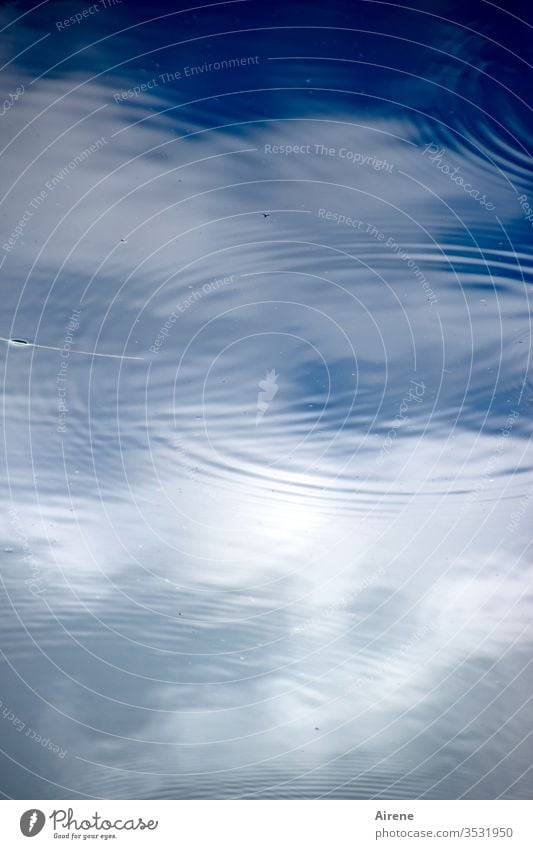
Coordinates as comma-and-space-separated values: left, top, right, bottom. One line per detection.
0, 0, 532, 799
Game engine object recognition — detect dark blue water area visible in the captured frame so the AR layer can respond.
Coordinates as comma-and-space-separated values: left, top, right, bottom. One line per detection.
0, 0, 532, 799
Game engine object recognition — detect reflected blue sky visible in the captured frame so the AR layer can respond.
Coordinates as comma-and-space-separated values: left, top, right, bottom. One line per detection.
0, 0, 532, 799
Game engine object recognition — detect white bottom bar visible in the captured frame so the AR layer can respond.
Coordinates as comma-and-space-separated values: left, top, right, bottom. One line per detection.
1, 800, 532, 848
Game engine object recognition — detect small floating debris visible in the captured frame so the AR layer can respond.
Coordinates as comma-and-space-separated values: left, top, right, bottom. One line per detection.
262, 212, 270, 218
0, 335, 144, 361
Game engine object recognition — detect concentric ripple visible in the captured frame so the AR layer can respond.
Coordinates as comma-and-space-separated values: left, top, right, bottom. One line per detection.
0, 0, 532, 801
